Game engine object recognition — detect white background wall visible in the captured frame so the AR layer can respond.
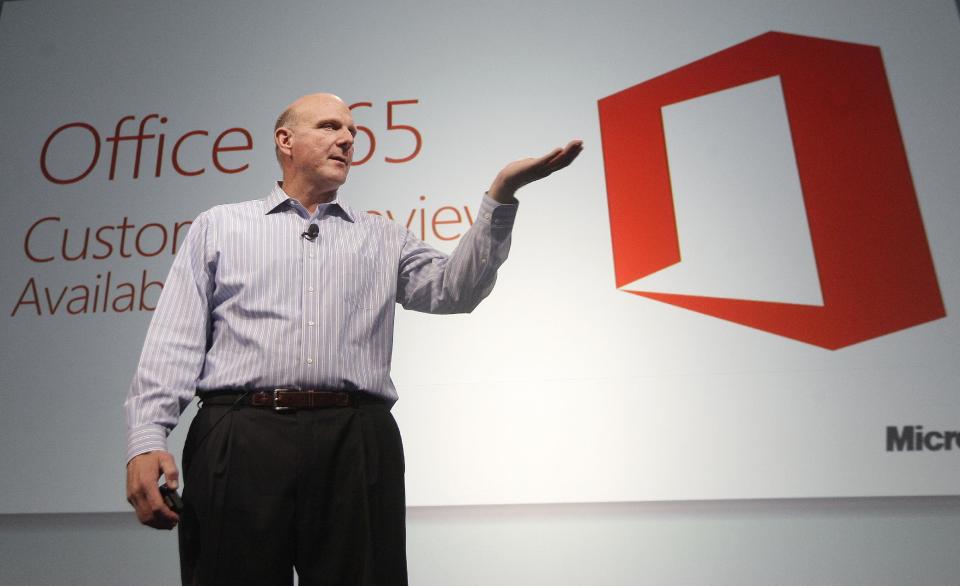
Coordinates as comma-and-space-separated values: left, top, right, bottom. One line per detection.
2, 0, 959, 513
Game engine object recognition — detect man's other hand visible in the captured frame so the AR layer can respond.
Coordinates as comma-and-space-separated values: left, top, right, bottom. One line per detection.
126, 450, 180, 530
488, 139, 584, 204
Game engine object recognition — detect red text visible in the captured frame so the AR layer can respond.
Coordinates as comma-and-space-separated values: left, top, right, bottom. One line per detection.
40, 114, 252, 184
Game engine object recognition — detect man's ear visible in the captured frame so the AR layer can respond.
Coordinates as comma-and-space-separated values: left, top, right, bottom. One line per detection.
275, 127, 294, 158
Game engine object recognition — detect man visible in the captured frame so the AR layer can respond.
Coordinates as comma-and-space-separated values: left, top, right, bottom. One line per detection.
125, 93, 582, 585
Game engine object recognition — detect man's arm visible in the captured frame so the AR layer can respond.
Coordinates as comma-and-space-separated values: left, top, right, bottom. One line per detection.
124, 211, 215, 529
396, 140, 582, 313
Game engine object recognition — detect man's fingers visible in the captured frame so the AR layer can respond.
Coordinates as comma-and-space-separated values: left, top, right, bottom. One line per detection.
535, 147, 564, 166
128, 478, 179, 529
144, 484, 179, 529
546, 140, 583, 170
158, 451, 180, 490
537, 140, 583, 175
487, 139, 584, 202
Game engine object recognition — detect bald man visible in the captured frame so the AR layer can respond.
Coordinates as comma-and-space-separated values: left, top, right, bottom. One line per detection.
125, 93, 582, 585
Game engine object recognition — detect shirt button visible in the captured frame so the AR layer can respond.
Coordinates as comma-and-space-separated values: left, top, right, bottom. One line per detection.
480, 257, 487, 264
309, 253, 315, 259
306, 358, 314, 365
483, 212, 492, 220
308, 321, 315, 326
308, 286, 315, 293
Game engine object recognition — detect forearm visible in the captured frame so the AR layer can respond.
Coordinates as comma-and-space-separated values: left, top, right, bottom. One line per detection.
398, 194, 517, 314
397, 139, 580, 312
125, 330, 207, 462
124, 213, 213, 462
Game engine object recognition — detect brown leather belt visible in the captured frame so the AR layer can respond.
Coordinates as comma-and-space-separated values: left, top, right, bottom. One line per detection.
200, 389, 379, 411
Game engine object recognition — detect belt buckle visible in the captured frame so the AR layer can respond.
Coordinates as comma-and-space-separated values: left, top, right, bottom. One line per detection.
273, 388, 292, 411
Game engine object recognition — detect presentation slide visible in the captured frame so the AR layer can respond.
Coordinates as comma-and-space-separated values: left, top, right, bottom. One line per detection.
1, 0, 957, 513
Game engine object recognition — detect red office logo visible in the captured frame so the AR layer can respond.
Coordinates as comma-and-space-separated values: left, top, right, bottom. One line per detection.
597, 31, 945, 349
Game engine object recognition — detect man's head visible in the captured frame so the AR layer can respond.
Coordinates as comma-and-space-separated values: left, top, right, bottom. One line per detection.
274, 93, 356, 197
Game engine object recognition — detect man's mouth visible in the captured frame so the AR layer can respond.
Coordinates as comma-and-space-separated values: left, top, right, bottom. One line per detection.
330, 155, 348, 164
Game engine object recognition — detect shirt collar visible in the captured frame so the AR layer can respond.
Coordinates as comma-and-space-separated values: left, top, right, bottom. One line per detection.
265, 182, 357, 222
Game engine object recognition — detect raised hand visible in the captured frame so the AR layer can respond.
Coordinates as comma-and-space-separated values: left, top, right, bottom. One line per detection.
488, 140, 584, 204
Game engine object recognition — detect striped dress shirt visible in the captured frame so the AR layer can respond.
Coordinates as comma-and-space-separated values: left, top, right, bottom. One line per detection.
125, 183, 517, 462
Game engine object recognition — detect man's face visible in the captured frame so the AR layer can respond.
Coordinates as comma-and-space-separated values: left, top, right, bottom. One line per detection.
280, 95, 356, 191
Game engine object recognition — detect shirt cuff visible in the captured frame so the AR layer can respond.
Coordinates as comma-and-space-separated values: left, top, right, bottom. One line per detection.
479, 193, 518, 228
126, 424, 169, 463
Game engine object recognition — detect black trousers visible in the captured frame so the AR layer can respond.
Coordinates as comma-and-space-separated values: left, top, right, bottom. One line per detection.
178, 400, 407, 586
